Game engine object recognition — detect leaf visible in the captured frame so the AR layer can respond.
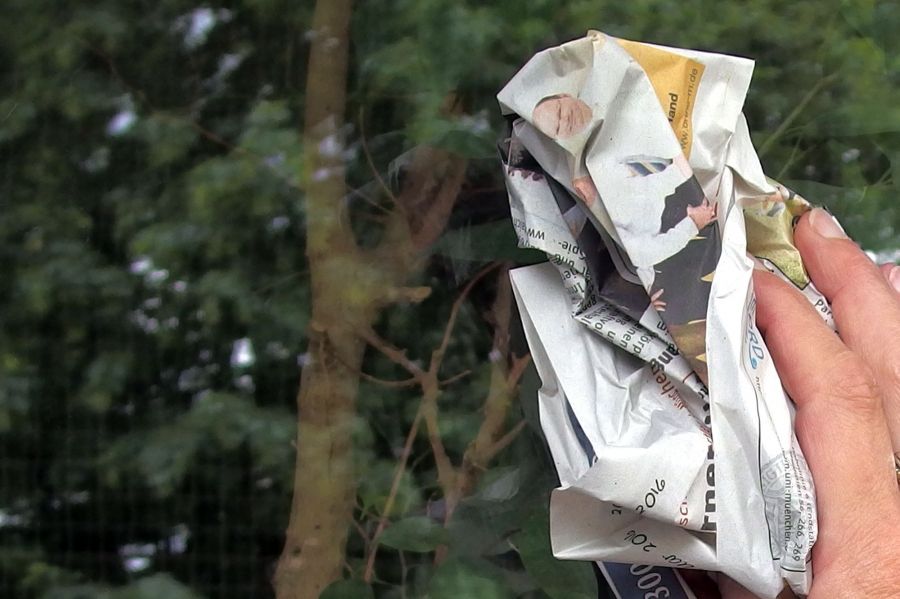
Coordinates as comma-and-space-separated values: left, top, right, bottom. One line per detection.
357, 458, 421, 516
133, 114, 197, 167
39, 584, 111, 599
427, 558, 514, 599
237, 99, 302, 183
0, 375, 30, 434
17, 559, 80, 596
0, 99, 37, 143
513, 508, 599, 599
785, 179, 898, 250
472, 466, 522, 503
114, 573, 203, 599
815, 104, 900, 136
434, 221, 543, 263
320, 579, 374, 599
379, 516, 449, 553
417, 113, 497, 159
78, 352, 131, 413
189, 392, 253, 451
33, 573, 201, 599
136, 426, 202, 498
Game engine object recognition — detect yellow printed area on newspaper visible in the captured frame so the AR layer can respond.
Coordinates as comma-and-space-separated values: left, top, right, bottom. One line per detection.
616, 39, 705, 158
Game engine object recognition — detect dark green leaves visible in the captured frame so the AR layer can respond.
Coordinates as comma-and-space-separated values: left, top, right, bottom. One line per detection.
427, 558, 515, 599
380, 516, 450, 553
434, 220, 543, 263
133, 114, 198, 167
321, 579, 374, 599
100, 393, 293, 498
34, 574, 203, 599
78, 353, 132, 413
513, 509, 599, 599
3, 0, 899, 597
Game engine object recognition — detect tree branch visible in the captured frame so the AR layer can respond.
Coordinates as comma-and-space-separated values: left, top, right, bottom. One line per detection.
363, 404, 425, 583
360, 328, 426, 380
441, 267, 524, 526
429, 262, 502, 375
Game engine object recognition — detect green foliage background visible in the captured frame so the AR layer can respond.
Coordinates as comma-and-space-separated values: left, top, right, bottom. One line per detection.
1, 0, 897, 597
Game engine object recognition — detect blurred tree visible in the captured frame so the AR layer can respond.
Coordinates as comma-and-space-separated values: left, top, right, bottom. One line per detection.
0, 0, 897, 598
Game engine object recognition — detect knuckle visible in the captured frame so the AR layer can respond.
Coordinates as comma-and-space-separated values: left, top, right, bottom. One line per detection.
841, 248, 876, 276
824, 352, 882, 417
828, 252, 882, 304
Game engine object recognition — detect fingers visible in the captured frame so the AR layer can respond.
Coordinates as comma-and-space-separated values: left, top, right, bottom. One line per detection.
793, 208, 900, 449
880, 263, 900, 293
753, 270, 899, 526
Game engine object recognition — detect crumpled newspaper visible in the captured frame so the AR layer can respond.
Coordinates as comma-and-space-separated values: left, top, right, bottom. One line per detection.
498, 31, 829, 599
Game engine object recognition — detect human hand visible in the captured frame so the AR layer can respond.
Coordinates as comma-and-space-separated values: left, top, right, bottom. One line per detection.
723, 208, 900, 598
879, 262, 900, 292
687, 199, 717, 230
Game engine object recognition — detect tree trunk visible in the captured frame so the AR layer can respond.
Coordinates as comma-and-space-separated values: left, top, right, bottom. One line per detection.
274, 325, 370, 598
273, 3, 470, 595
274, 0, 360, 597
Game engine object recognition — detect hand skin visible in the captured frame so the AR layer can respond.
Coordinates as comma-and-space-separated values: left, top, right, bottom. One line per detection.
721, 208, 900, 598
879, 262, 900, 293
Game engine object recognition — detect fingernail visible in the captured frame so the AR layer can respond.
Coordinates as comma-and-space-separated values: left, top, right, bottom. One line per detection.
890, 265, 900, 293
809, 207, 847, 239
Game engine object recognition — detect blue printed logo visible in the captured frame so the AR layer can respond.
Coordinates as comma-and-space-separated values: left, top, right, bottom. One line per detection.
747, 329, 765, 369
